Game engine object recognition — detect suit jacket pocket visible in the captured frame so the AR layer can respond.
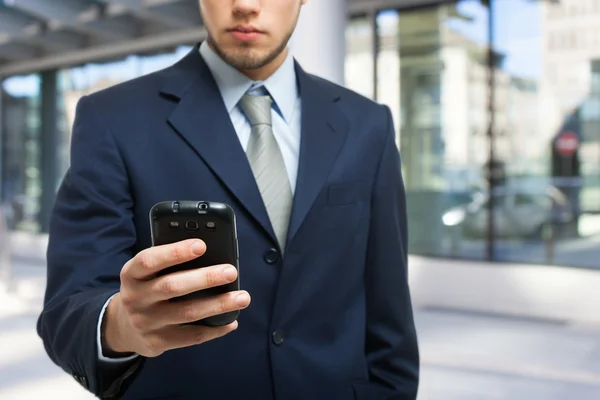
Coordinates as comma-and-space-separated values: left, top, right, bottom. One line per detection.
327, 181, 368, 206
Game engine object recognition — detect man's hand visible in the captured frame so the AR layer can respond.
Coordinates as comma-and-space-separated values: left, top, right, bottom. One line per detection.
102, 239, 250, 358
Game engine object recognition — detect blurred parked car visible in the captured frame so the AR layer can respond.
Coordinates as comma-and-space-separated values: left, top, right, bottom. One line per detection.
442, 186, 574, 240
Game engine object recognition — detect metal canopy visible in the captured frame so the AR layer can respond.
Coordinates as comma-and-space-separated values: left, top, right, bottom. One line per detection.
0, 0, 434, 76
0, 0, 205, 75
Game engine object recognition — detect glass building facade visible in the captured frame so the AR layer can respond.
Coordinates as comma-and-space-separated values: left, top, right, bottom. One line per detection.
345, 0, 600, 269
1, 74, 42, 233
1, 0, 599, 269
1, 46, 192, 233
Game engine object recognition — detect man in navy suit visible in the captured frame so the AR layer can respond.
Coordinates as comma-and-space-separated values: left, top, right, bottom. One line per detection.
37, 0, 419, 399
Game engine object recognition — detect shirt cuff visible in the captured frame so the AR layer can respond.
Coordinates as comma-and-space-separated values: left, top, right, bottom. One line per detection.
97, 293, 139, 363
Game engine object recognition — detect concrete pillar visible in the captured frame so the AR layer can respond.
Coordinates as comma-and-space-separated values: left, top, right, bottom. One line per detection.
40, 70, 58, 233
0, 85, 4, 203
290, 0, 347, 86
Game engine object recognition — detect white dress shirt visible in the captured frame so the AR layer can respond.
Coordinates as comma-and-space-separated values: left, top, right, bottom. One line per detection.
200, 40, 301, 191
97, 41, 302, 362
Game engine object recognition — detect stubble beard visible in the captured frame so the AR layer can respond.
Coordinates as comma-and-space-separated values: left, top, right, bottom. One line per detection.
207, 30, 293, 71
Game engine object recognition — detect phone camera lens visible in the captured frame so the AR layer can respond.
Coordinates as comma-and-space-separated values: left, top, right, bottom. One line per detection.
185, 221, 199, 231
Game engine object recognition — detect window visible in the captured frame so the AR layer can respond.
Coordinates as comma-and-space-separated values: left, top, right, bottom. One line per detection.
569, 30, 576, 48
349, 0, 600, 267
345, 16, 375, 99
547, 3, 562, 19
548, 32, 556, 50
1, 75, 42, 232
592, 60, 600, 93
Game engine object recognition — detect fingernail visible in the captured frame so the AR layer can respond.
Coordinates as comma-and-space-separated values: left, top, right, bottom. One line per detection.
235, 292, 249, 307
222, 265, 237, 280
190, 241, 204, 255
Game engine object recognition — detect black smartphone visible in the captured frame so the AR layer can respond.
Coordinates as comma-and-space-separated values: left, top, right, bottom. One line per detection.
149, 200, 239, 327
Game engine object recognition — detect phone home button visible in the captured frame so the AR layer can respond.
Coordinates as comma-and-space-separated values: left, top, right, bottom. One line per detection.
263, 248, 280, 265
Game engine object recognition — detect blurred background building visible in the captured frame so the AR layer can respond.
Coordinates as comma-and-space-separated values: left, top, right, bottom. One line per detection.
1, 0, 599, 269
0, 1, 599, 399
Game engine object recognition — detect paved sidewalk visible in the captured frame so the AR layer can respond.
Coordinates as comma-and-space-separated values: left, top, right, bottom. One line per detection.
0, 259, 94, 399
1, 257, 600, 400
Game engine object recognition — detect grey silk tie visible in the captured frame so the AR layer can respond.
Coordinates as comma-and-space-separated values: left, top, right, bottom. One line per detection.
239, 91, 292, 251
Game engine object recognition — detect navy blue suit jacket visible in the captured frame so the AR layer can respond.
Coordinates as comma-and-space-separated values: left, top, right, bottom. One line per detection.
37, 44, 419, 400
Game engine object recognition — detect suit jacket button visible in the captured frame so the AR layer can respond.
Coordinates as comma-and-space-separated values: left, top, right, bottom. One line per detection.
272, 329, 285, 346
263, 248, 280, 264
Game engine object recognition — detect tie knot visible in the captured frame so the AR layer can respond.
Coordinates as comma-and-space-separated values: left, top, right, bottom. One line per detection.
239, 93, 273, 127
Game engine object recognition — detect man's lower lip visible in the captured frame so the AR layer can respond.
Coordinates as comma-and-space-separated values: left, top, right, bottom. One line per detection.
230, 31, 263, 41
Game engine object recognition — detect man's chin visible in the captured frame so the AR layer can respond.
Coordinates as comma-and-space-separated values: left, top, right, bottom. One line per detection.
213, 39, 285, 71
225, 53, 271, 71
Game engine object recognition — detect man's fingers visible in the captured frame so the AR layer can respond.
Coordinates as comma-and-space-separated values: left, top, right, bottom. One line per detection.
147, 322, 239, 356
148, 264, 238, 303
149, 291, 251, 328
124, 239, 206, 280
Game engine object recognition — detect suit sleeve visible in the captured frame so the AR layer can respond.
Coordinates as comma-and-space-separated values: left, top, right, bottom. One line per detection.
36, 95, 143, 399
364, 104, 420, 399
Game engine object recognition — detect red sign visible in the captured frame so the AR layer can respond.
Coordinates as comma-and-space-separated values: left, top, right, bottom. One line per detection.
556, 132, 579, 156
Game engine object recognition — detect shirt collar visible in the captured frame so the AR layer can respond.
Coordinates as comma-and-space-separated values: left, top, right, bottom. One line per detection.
199, 40, 298, 123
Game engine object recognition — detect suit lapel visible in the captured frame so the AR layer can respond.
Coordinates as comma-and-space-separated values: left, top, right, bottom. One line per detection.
161, 46, 276, 243
160, 48, 350, 250
286, 64, 350, 248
